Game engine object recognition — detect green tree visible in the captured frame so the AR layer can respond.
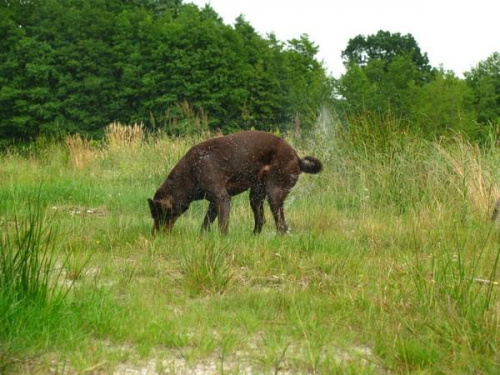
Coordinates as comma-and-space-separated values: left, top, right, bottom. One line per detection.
336, 30, 483, 138
282, 35, 331, 130
411, 69, 475, 135
337, 31, 434, 118
337, 54, 420, 117
465, 52, 500, 124
231, 17, 284, 129
0, 0, 56, 140
341, 30, 432, 81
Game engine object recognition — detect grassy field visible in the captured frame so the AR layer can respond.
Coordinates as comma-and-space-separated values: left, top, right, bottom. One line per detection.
1, 120, 500, 374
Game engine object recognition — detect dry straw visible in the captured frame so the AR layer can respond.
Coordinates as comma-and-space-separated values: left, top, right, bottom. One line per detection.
105, 122, 145, 151
435, 138, 500, 217
65, 133, 98, 170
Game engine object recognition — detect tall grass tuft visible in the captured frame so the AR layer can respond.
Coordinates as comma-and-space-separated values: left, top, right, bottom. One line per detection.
434, 137, 500, 218
105, 122, 145, 151
0, 197, 69, 306
337, 111, 413, 155
65, 133, 99, 170
411, 235, 499, 313
180, 242, 232, 296
408, 226, 500, 355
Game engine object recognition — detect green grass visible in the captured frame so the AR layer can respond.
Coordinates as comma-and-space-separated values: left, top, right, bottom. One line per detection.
1, 121, 500, 373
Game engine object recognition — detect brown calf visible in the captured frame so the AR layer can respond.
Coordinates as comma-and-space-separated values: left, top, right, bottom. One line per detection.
148, 131, 322, 234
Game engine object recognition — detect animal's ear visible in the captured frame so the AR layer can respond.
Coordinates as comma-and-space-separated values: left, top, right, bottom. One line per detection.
161, 198, 173, 211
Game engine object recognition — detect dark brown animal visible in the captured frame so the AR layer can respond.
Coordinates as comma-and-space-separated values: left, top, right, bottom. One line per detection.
148, 130, 322, 234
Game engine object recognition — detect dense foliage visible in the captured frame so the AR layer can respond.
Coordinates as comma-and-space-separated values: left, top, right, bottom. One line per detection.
465, 52, 500, 124
0, 0, 330, 141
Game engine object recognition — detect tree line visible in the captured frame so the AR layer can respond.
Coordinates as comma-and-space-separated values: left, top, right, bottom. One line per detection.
0, 1, 499, 143
0, 0, 329, 141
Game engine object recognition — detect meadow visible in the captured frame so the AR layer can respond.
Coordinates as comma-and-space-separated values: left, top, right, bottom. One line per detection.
1, 119, 500, 374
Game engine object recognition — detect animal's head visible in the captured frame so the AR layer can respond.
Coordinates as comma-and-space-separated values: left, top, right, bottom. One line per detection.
147, 197, 181, 234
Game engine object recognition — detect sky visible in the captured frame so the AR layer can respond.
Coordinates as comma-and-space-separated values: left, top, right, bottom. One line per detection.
186, 0, 499, 78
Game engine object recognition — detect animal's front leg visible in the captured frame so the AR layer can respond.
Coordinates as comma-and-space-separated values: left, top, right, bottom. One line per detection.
199, 163, 231, 234
202, 201, 218, 231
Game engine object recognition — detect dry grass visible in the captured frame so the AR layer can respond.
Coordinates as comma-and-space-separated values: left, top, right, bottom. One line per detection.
105, 122, 145, 151
65, 134, 98, 170
434, 138, 500, 217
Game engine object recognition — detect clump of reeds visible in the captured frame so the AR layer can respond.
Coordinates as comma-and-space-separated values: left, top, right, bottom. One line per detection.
180, 242, 232, 296
105, 122, 145, 151
434, 137, 500, 218
65, 133, 98, 170
0, 198, 68, 306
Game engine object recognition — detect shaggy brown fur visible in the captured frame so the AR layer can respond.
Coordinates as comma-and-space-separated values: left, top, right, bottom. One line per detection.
148, 131, 322, 234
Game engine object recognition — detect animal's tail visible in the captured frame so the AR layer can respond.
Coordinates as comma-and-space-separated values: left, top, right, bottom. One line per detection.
299, 156, 322, 174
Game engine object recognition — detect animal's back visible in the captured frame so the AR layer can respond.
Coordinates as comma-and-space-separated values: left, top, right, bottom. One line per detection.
186, 131, 294, 174
195, 131, 284, 156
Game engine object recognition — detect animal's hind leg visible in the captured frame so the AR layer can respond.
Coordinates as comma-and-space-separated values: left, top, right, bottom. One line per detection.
201, 201, 217, 231
250, 184, 266, 234
266, 186, 289, 235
